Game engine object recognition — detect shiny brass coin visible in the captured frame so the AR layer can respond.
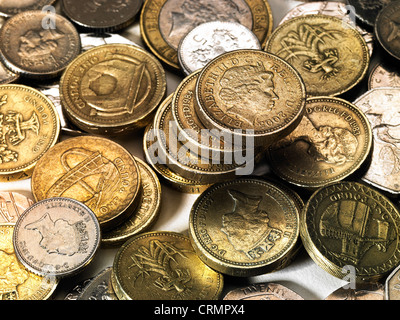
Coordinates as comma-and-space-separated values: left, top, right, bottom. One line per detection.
102, 158, 162, 246
0, 224, 58, 300
143, 124, 213, 194
140, 0, 273, 69
153, 94, 246, 184
267, 97, 372, 189
189, 177, 300, 277
353, 88, 400, 195
301, 181, 400, 283
0, 11, 81, 79
60, 44, 166, 136
0, 191, 34, 224
265, 14, 370, 97
111, 231, 223, 300
195, 49, 306, 148
375, 1, 400, 61
0, 0, 57, 18
0, 85, 60, 181
223, 282, 304, 300
31, 135, 141, 231
325, 283, 384, 300
385, 264, 400, 300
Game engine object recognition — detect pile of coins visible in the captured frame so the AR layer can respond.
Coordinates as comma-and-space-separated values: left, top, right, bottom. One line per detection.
2, 0, 400, 301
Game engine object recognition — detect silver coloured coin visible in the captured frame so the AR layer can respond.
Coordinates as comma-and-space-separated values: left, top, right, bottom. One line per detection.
178, 21, 261, 75
13, 197, 101, 278
77, 267, 117, 300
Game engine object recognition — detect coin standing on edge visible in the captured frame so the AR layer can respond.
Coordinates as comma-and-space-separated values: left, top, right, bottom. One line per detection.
267, 97, 372, 189
31, 135, 142, 231
301, 181, 400, 283
0, 11, 81, 79
111, 231, 224, 300
0, 85, 60, 181
60, 44, 166, 136
13, 197, 101, 278
0, 224, 58, 300
189, 177, 301, 277
140, 0, 273, 69
61, 0, 143, 33
223, 282, 304, 300
0, 192, 34, 224
265, 14, 370, 97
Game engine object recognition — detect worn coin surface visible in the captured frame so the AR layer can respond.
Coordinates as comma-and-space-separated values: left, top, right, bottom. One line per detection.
353, 88, 400, 194
60, 44, 166, 136
0, 224, 58, 300
31, 135, 141, 231
375, 1, 400, 61
325, 283, 384, 300
223, 282, 304, 300
77, 267, 117, 300
0, 0, 56, 17
62, 0, 143, 32
347, 0, 393, 27
111, 231, 223, 300
385, 264, 400, 299
265, 15, 370, 97
195, 49, 306, 147
0, 11, 81, 79
13, 197, 101, 278
178, 21, 261, 75
279, 1, 374, 56
189, 177, 300, 277
0, 62, 19, 84
102, 158, 162, 246
369, 63, 400, 89
267, 97, 372, 189
140, 0, 273, 69
301, 181, 400, 283
0, 85, 60, 180
0, 192, 34, 224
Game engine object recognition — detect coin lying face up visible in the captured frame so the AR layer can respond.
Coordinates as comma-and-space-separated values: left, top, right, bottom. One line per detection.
13, 197, 101, 278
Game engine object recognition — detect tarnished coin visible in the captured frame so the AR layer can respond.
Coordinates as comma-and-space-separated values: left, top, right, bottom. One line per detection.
31, 135, 141, 231
0, 192, 34, 224
102, 158, 162, 246
189, 177, 300, 277
143, 124, 213, 194
347, 0, 393, 27
369, 63, 400, 89
195, 49, 306, 148
61, 0, 143, 32
279, 1, 374, 56
265, 15, 370, 97
0, 11, 81, 79
140, 0, 273, 69
64, 277, 93, 300
111, 231, 223, 300
375, 1, 400, 61
0, 85, 60, 181
385, 264, 400, 299
60, 44, 166, 136
223, 282, 304, 300
77, 267, 117, 300
13, 197, 101, 278
0, 0, 56, 17
301, 181, 400, 283
0, 224, 58, 300
0, 62, 19, 84
267, 97, 372, 189
325, 283, 384, 300
353, 88, 400, 194
178, 21, 261, 75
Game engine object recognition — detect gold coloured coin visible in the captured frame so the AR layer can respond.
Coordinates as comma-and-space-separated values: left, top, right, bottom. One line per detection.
111, 231, 223, 300
189, 177, 300, 277
0, 85, 60, 180
102, 158, 162, 246
267, 97, 372, 189
265, 15, 370, 97
0, 224, 58, 300
31, 135, 141, 231
301, 181, 400, 283
60, 44, 166, 136
195, 49, 306, 147
140, 0, 273, 69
